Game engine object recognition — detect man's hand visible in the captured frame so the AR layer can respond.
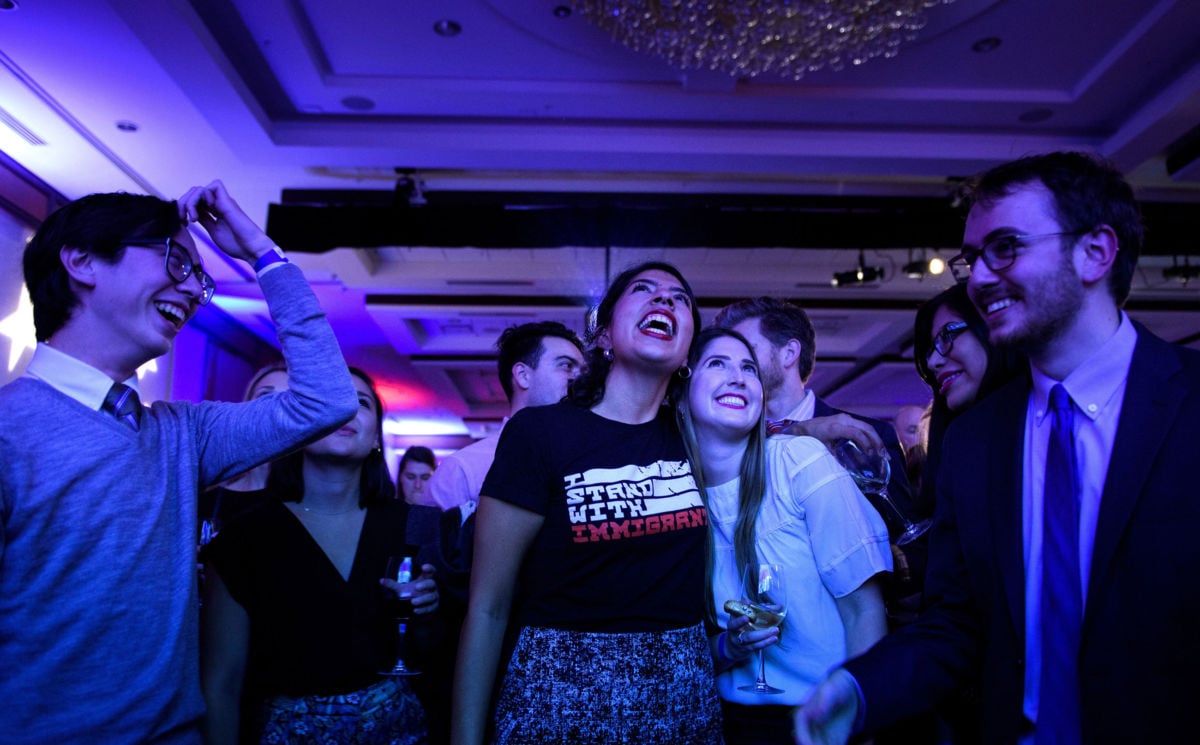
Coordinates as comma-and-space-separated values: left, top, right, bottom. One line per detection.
781, 414, 885, 457
792, 668, 859, 745
177, 180, 276, 264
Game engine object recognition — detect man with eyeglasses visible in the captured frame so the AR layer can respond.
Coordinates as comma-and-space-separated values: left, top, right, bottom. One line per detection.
0, 181, 358, 743
795, 151, 1200, 745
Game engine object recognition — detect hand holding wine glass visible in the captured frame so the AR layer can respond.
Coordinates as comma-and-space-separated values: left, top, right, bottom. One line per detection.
832, 439, 931, 546
732, 563, 788, 694
378, 555, 438, 677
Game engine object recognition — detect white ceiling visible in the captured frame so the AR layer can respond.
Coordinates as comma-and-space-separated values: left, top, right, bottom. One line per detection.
2, 0, 1199, 436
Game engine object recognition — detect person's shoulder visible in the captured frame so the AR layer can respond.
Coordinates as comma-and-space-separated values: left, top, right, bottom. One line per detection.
507, 400, 584, 429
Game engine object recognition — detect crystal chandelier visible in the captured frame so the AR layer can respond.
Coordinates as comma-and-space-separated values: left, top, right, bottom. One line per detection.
573, 0, 955, 80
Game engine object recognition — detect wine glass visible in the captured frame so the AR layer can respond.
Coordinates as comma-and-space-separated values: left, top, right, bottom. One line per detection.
736, 563, 788, 694
379, 555, 421, 677
833, 439, 931, 545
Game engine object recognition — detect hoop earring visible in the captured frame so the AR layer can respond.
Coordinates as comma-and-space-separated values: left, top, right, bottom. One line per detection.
603, 348, 614, 362
676, 364, 692, 379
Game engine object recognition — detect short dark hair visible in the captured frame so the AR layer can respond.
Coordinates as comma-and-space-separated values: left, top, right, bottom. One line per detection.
23, 192, 183, 341
568, 261, 701, 408
713, 297, 817, 383
495, 321, 584, 402
266, 367, 394, 508
397, 445, 436, 474
962, 151, 1143, 305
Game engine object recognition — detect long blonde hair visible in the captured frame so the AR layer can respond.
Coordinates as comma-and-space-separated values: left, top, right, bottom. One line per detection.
675, 327, 768, 626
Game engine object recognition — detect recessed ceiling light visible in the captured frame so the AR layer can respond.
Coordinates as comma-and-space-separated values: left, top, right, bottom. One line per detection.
341, 95, 375, 112
115, 120, 139, 132
433, 19, 462, 37
1018, 108, 1053, 124
553, 5, 572, 18
971, 37, 1001, 53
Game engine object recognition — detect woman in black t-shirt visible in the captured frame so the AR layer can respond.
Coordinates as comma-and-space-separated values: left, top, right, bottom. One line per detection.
452, 262, 722, 745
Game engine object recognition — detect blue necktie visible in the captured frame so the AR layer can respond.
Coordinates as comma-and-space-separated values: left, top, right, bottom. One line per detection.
102, 383, 142, 432
1037, 384, 1081, 745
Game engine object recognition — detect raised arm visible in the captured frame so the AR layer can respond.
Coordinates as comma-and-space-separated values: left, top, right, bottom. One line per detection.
451, 496, 542, 745
178, 182, 357, 486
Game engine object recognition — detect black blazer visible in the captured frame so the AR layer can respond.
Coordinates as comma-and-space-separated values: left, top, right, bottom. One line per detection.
845, 326, 1200, 744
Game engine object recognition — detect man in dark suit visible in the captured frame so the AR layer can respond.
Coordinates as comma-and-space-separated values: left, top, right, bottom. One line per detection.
714, 297, 918, 529
794, 151, 1200, 744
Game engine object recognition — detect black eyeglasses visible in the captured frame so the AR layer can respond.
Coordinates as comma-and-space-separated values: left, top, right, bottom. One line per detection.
947, 231, 1086, 283
122, 237, 216, 305
927, 321, 969, 361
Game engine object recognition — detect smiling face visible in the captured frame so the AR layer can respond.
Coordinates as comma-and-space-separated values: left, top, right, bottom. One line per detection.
687, 334, 763, 442
964, 183, 1085, 356
601, 268, 695, 372
305, 373, 381, 463
927, 305, 989, 413
83, 226, 206, 373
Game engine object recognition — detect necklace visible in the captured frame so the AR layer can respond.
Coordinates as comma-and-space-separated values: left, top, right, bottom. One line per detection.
297, 504, 360, 516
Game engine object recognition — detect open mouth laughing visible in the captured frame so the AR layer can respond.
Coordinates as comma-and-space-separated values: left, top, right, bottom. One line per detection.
154, 300, 189, 330
638, 311, 676, 339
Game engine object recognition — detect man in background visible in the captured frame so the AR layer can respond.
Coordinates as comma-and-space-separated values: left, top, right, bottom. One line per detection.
419, 320, 584, 744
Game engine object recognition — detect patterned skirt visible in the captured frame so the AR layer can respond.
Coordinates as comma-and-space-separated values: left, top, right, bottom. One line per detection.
257, 676, 427, 745
493, 623, 724, 745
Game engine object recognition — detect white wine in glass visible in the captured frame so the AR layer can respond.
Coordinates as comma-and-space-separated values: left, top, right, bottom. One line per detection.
735, 563, 787, 694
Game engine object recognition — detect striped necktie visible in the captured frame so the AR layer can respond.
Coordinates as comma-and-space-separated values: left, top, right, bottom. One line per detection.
765, 418, 797, 436
102, 382, 142, 431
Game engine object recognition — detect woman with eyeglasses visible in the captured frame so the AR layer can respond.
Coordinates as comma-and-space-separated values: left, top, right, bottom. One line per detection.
911, 283, 1025, 744
914, 283, 1026, 509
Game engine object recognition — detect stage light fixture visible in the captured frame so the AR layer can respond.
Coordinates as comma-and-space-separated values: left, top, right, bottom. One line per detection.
1163, 256, 1200, 284
832, 251, 884, 287
902, 249, 946, 279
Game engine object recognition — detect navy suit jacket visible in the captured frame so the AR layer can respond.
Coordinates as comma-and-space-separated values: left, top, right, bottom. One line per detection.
845, 326, 1200, 744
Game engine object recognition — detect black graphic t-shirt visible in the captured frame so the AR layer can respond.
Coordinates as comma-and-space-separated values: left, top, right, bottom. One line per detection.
483, 401, 708, 633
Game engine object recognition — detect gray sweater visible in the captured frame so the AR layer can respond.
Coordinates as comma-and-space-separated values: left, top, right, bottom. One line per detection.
0, 263, 357, 743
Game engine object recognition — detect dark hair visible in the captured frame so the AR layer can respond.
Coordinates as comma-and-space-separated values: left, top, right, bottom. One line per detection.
675, 327, 767, 625
23, 192, 183, 341
912, 284, 1026, 514
568, 261, 701, 408
397, 445, 436, 474
495, 321, 584, 402
962, 151, 1143, 305
265, 367, 393, 508
713, 297, 816, 383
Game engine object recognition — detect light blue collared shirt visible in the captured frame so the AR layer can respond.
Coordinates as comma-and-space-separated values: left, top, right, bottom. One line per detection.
1021, 313, 1137, 729
24, 342, 140, 411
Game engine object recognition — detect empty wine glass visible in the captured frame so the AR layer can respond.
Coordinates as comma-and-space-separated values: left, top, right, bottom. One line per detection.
379, 555, 421, 677
736, 563, 788, 694
833, 439, 931, 545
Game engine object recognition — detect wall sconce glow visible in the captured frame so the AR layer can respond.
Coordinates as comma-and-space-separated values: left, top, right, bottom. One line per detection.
382, 416, 470, 437
0, 289, 36, 373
